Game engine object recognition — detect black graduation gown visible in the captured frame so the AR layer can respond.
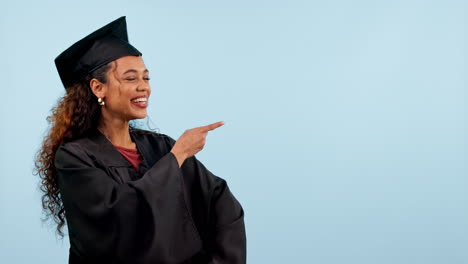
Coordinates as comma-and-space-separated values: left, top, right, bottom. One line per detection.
55, 129, 246, 264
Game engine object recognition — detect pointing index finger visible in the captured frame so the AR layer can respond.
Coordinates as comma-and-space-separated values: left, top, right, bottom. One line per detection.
202, 121, 225, 132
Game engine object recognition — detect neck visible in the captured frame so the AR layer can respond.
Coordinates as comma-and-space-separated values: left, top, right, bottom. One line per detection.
98, 115, 135, 149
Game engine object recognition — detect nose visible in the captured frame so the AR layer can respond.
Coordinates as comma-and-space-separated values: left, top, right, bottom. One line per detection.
137, 78, 150, 93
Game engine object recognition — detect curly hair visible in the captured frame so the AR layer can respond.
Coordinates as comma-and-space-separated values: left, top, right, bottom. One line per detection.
34, 62, 112, 238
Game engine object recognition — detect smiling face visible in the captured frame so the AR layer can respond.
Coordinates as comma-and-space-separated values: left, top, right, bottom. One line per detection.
90, 56, 151, 123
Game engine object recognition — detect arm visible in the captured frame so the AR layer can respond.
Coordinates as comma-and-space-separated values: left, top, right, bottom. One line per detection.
188, 157, 246, 264
170, 148, 188, 168
55, 143, 202, 263
163, 135, 246, 264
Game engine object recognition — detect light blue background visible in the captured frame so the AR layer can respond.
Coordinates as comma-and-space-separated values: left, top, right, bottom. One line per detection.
0, 0, 466, 263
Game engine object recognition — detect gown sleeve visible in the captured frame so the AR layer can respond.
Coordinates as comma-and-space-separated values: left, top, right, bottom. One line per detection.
163, 136, 247, 264
188, 157, 246, 264
55, 142, 202, 263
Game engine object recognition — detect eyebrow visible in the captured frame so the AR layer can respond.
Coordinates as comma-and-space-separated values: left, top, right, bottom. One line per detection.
123, 69, 149, 74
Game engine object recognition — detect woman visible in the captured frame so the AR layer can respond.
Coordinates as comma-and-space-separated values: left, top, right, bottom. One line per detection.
35, 16, 246, 264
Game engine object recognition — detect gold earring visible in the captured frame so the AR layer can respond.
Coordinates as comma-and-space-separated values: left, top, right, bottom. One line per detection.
98, 97, 105, 106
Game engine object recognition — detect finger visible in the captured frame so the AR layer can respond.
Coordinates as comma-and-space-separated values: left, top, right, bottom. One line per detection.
201, 121, 225, 132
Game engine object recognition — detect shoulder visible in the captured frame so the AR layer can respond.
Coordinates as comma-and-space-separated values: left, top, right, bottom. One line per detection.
55, 138, 95, 168
56, 136, 93, 155
55, 131, 112, 168
130, 128, 177, 147
56, 132, 103, 157
130, 129, 178, 166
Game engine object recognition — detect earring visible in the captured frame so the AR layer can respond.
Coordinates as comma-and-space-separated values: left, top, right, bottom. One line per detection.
98, 97, 105, 106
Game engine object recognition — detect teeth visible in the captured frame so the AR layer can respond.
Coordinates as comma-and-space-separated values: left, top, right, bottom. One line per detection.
131, 97, 147, 103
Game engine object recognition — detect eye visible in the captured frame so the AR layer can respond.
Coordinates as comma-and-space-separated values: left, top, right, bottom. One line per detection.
144, 77, 151, 81
126, 78, 136, 81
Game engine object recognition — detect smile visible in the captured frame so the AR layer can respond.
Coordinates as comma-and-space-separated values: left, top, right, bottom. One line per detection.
130, 96, 148, 108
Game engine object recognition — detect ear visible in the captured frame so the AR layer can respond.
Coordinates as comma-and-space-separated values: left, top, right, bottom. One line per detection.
90, 78, 107, 99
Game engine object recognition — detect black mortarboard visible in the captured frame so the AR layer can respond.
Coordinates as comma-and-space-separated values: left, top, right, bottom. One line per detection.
55, 16, 142, 88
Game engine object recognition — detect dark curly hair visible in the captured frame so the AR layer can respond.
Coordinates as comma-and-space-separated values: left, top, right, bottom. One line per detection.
34, 62, 113, 238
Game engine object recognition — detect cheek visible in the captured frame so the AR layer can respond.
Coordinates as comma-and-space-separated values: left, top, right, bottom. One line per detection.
105, 85, 125, 105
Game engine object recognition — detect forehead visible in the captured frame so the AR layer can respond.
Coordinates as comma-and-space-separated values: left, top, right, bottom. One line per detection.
113, 56, 147, 73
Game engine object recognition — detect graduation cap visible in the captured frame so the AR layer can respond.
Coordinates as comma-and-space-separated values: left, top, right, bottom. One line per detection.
55, 16, 142, 88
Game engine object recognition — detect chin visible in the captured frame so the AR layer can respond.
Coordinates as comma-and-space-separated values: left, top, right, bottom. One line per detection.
129, 111, 147, 120
132, 115, 147, 120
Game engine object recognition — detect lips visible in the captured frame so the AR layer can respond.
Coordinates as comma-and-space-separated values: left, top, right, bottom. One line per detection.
130, 96, 148, 108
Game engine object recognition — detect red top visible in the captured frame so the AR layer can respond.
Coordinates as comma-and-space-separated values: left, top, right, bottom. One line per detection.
114, 145, 143, 172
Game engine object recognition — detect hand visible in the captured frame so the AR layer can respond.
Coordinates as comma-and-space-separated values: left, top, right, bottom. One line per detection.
170, 121, 225, 167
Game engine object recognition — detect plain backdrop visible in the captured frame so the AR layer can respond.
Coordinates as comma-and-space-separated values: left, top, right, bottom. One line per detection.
0, 0, 466, 263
